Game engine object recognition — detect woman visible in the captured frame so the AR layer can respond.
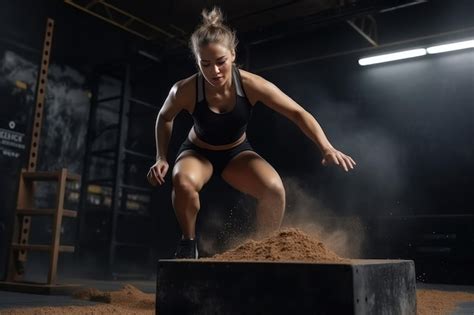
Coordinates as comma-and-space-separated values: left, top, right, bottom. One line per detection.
147, 7, 356, 259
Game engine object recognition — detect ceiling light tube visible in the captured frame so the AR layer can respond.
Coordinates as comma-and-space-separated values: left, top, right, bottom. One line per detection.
427, 39, 474, 54
358, 48, 427, 66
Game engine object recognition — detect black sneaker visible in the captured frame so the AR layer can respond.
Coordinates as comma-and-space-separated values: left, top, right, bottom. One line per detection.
174, 239, 198, 259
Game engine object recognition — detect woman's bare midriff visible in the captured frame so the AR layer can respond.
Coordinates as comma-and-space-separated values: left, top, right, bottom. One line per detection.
188, 126, 246, 150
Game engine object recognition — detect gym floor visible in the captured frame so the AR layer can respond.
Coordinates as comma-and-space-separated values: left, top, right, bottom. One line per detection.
1, 281, 474, 314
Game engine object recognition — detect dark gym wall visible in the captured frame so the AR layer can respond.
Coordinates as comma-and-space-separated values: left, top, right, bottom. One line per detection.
0, 0, 53, 281
248, 48, 474, 216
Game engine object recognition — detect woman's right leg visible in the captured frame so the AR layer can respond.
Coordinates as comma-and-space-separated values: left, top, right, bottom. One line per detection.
172, 150, 213, 239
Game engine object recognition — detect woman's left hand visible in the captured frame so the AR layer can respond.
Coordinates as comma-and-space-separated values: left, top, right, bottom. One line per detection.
321, 147, 356, 172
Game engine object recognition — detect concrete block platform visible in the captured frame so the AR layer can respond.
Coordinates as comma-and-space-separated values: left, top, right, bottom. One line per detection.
157, 259, 416, 315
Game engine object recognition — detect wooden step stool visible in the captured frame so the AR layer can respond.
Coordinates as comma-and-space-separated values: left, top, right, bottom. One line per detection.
0, 168, 82, 294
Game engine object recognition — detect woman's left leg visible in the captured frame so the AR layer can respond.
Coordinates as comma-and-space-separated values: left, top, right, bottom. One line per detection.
221, 151, 285, 237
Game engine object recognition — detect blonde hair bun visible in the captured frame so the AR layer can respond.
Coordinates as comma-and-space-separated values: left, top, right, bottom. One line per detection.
201, 7, 223, 27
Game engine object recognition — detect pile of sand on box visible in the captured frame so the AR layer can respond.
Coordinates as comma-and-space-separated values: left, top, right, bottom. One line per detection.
417, 289, 474, 315
209, 228, 348, 263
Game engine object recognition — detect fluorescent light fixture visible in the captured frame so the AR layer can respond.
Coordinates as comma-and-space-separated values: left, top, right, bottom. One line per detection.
427, 39, 474, 54
359, 48, 427, 66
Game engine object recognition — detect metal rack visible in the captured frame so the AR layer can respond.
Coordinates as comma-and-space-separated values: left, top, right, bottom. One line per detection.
77, 59, 157, 279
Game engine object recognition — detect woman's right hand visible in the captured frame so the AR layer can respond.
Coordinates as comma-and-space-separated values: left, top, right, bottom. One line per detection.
147, 158, 169, 186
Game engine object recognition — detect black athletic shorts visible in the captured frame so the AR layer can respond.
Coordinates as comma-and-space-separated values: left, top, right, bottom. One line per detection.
176, 138, 255, 175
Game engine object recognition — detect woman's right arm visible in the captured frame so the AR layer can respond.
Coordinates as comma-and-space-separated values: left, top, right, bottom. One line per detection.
155, 85, 180, 162
148, 79, 192, 186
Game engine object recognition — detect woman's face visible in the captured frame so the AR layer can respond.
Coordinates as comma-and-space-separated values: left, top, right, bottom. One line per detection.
197, 42, 235, 88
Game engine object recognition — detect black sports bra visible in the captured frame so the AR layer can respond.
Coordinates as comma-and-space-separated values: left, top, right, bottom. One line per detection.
191, 66, 253, 146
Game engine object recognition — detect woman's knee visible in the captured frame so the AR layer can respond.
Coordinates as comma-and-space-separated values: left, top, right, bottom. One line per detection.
172, 172, 199, 196
260, 179, 286, 203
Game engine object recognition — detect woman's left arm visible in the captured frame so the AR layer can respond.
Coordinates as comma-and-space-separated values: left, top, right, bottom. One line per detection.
249, 74, 356, 171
